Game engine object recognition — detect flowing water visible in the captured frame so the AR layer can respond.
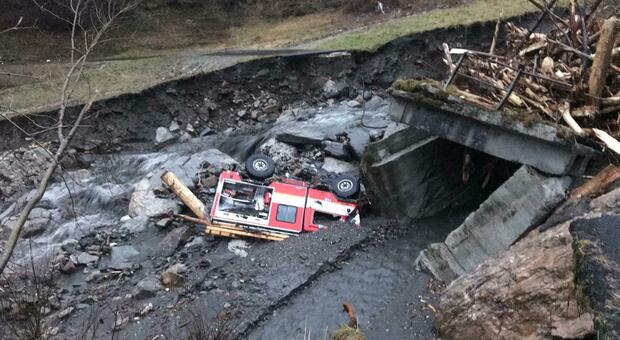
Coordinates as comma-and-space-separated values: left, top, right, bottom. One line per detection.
3, 99, 391, 264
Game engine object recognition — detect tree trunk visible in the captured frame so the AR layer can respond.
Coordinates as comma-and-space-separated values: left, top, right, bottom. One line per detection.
161, 171, 207, 220
589, 16, 620, 103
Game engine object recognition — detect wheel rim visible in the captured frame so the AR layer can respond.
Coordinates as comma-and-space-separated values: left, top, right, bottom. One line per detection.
253, 159, 268, 172
337, 179, 354, 192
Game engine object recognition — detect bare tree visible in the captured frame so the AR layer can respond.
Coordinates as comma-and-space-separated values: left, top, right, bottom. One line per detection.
0, 0, 141, 275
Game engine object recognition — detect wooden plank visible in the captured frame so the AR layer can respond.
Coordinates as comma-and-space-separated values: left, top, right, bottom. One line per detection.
175, 214, 289, 241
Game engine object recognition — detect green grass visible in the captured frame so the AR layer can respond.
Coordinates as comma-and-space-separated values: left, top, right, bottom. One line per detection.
313, 0, 565, 51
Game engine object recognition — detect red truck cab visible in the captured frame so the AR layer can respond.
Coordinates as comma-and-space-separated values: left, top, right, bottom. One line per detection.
210, 155, 360, 234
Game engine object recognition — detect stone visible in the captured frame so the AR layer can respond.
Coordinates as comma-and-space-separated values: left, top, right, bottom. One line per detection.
416, 166, 572, 282
128, 179, 180, 218
179, 132, 192, 142
259, 138, 299, 165
155, 218, 172, 228
323, 80, 348, 99
383, 122, 408, 139
186, 123, 195, 134
169, 120, 181, 132
185, 236, 204, 249
159, 226, 193, 256
346, 129, 371, 159
73, 252, 99, 265
345, 100, 361, 108
121, 216, 148, 233
61, 239, 79, 254
22, 218, 49, 238
227, 240, 249, 258
85, 270, 102, 283
105, 245, 139, 270
321, 157, 357, 174
133, 277, 162, 300
323, 141, 349, 160
200, 127, 213, 137
237, 110, 247, 118
275, 129, 324, 146
155, 127, 176, 146
438, 223, 594, 339
161, 263, 187, 287
140, 303, 154, 316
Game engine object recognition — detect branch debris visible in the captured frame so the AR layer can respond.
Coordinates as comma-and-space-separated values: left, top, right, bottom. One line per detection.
442, 1, 620, 157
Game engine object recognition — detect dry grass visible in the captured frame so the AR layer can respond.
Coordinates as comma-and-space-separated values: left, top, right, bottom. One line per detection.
313, 0, 571, 51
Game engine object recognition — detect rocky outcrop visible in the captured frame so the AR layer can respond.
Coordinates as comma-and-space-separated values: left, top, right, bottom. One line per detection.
438, 222, 594, 339
415, 166, 572, 282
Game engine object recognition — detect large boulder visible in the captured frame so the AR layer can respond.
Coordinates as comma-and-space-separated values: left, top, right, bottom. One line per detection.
128, 179, 180, 218
438, 222, 594, 339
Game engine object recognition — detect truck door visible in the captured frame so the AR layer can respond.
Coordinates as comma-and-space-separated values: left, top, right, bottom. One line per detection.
267, 183, 307, 233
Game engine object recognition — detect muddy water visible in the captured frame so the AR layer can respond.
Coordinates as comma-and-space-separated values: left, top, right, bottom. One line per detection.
247, 212, 466, 340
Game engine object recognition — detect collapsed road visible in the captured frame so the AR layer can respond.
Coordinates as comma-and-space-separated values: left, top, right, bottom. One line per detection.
1, 8, 619, 340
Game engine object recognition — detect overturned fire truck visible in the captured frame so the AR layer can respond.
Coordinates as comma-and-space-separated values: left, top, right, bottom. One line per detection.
162, 154, 361, 241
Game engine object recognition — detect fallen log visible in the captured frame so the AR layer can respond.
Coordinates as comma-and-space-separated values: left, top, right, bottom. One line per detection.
569, 165, 620, 202
161, 171, 207, 220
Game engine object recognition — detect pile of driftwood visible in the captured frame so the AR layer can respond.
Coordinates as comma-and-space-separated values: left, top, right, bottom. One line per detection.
442, 0, 620, 157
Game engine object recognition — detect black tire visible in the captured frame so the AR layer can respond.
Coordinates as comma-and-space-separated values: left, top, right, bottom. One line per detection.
331, 175, 360, 199
245, 154, 276, 179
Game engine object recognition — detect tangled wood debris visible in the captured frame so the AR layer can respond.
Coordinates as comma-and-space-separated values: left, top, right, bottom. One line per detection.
442, 0, 620, 157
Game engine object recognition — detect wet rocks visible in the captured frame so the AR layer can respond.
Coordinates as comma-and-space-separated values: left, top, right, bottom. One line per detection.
0, 146, 53, 202
72, 252, 99, 265
133, 277, 162, 300
159, 226, 193, 256
323, 141, 349, 160
105, 245, 139, 270
155, 127, 176, 147
437, 222, 594, 339
323, 79, 348, 99
322, 157, 357, 174
416, 166, 572, 282
346, 129, 371, 159
161, 263, 187, 287
128, 179, 180, 218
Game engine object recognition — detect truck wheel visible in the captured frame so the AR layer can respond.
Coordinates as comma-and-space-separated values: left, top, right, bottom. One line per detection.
331, 175, 360, 199
245, 154, 276, 179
